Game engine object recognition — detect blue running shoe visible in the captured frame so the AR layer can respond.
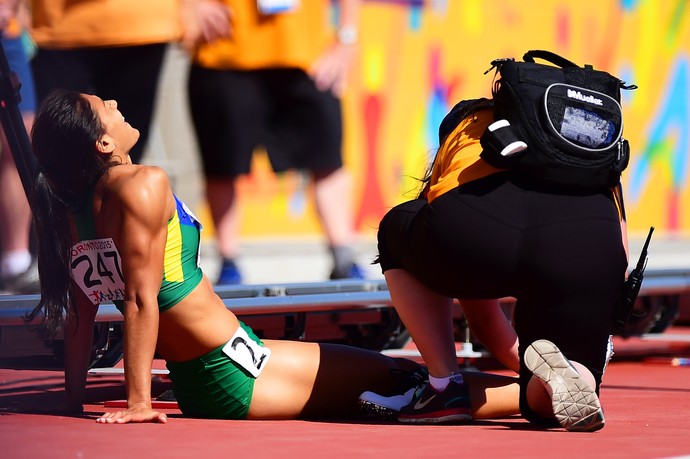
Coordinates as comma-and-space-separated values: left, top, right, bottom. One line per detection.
330, 262, 365, 280
217, 258, 242, 285
397, 379, 473, 424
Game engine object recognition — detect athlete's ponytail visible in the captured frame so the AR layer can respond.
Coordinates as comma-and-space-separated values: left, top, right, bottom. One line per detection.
28, 90, 112, 334
26, 170, 72, 334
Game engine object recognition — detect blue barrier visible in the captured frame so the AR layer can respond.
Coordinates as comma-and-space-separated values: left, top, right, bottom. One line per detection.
1, 269, 688, 326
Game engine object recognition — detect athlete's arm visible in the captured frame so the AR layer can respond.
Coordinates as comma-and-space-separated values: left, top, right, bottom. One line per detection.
95, 167, 173, 424
63, 288, 99, 413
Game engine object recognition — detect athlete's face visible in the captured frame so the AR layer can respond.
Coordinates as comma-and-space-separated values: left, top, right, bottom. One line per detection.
84, 94, 140, 161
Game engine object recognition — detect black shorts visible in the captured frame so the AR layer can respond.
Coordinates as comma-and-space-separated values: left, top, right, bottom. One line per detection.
188, 66, 343, 178
377, 173, 628, 424
31, 44, 168, 164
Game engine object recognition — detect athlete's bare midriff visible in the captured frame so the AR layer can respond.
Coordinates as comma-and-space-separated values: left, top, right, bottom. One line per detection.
156, 276, 241, 362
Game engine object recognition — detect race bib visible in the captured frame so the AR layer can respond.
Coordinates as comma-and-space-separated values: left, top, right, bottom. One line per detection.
222, 326, 271, 378
257, 0, 299, 15
71, 238, 125, 305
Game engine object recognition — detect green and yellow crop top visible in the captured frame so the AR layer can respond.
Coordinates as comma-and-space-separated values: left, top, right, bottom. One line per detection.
70, 193, 204, 313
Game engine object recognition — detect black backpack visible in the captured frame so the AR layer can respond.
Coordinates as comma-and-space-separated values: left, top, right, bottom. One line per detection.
479, 50, 637, 191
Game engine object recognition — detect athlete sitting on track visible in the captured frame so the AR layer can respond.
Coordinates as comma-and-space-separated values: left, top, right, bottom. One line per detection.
28, 90, 522, 424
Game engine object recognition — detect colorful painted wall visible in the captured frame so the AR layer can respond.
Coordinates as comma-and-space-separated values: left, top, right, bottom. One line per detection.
233, 0, 690, 239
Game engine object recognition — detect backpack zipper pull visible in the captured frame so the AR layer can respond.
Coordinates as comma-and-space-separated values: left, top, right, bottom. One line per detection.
620, 80, 638, 90
484, 58, 514, 75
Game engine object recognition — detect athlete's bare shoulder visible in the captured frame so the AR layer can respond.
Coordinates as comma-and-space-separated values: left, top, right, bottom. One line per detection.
101, 164, 174, 222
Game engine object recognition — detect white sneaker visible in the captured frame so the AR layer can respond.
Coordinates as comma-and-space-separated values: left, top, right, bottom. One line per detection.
0, 259, 40, 294
358, 367, 428, 420
524, 339, 605, 432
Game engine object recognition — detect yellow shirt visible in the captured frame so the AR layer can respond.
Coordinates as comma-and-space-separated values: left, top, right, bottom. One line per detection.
30, 0, 182, 48
193, 0, 331, 71
426, 109, 504, 203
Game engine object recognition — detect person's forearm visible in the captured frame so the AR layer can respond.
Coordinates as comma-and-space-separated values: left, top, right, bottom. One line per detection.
122, 301, 159, 409
336, 0, 361, 44
461, 300, 520, 373
338, 0, 360, 27
64, 305, 97, 408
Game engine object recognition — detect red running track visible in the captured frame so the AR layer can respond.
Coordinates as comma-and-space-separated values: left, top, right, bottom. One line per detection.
1, 329, 689, 459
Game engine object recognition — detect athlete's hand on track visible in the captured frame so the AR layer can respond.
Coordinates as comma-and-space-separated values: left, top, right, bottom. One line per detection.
96, 407, 168, 424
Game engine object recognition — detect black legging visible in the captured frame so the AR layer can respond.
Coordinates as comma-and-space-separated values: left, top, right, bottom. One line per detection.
377, 172, 627, 422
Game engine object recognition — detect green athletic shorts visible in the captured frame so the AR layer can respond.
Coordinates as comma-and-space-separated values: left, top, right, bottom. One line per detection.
166, 322, 264, 419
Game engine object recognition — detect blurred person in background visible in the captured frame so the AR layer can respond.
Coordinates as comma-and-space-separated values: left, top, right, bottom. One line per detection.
29, 0, 182, 164
0, 0, 38, 293
183, 0, 365, 284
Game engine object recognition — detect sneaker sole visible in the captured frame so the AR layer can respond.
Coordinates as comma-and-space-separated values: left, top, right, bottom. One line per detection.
524, 339, 605, 432
358, 399, 398, 421
398, 410, 473, 424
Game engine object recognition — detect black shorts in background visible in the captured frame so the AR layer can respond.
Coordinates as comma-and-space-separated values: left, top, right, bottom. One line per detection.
31, 44, 168, 164
188, 66, 343, 178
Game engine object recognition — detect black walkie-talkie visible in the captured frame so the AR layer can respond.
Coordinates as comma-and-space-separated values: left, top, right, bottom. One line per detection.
612, 226, 654, 333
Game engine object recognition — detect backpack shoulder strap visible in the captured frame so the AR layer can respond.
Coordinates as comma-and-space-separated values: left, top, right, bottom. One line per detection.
523, 50, 579, 68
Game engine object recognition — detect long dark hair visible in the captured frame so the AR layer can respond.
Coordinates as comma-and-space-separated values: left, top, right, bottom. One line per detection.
27, 90, 115, 334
